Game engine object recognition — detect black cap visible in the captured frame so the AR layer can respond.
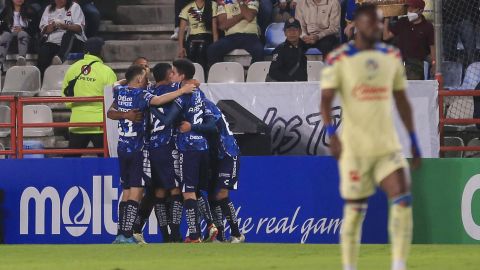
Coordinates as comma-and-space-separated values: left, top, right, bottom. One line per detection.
85, 37, 105, 56
284, 17, 301, 30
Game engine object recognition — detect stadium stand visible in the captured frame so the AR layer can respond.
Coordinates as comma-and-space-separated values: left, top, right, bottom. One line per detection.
1, 66, 41, 96
40, 65, 71, 97
22, 105, 54, 137
441, 61, 463, 89
0, 106, 10, 138
193, 63, 205, 83
264, 22, 286, 55
208, 62, 245, 83
246, 61, 271, 82
443, 136, 464, 158
307, 61, 325, 82
464, 138, 480, 157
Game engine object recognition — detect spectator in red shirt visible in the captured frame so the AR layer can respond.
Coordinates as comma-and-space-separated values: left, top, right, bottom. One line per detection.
383, 0, 435, 80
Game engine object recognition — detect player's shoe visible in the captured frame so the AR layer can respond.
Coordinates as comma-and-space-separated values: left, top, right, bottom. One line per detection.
112, 235, 124, 244
229, 234, 246, 244
119, 236, 137, 244
203, 224, 219, 243
184, 237, 202, 243
133, 233, 148, 245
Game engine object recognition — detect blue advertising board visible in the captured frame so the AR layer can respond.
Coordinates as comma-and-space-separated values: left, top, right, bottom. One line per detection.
0, 157, 388, 244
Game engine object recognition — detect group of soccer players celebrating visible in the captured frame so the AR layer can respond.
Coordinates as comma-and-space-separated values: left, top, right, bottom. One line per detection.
107, 59, 244, 244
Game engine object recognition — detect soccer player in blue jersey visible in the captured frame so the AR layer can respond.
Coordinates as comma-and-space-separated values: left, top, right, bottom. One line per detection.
155, 59, 213, 243
107, 65, 196, 244
179, 99, 245, 243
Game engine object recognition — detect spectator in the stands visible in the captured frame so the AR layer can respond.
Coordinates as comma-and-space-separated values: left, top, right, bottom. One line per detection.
267, 18, 307, 82
383, 0, 435, 80
0, 0, 40, 69
171, 0, 188, 40
343, 0, 356, 40
63, 37, 117, 157
274, 0, 297, 20
74, 0, 100, 37
37, 0, 86, 76
207, 0, 263, 67
443, 0, 479, 65
258, 0, 273, 38
295, 0, 340, 57
177, 0, 218, 71
27, 0, 49, 14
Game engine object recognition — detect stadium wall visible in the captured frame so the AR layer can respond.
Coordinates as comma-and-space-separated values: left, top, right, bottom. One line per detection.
0, 157, 478, 244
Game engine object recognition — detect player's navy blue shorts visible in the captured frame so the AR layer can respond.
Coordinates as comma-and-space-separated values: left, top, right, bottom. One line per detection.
209, 155, 240, 193
149, 142, 179, 190
118, 151, 146, 189
179, 150, 209, 193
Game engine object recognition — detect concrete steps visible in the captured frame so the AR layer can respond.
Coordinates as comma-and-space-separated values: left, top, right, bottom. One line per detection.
99, 23, 174, 40
103, 40, 177, 63
116, 5, 175, 25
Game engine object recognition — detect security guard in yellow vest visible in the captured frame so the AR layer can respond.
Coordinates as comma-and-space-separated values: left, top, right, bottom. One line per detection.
62, 37, 117, 156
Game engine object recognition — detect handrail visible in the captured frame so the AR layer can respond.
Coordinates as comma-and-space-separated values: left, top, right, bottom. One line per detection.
0, 96, 16, 158
17, 96, 109, 158
438, 84, 480, 153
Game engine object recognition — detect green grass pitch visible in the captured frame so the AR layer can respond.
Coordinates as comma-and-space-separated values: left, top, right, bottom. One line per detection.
0, 244, 479, 270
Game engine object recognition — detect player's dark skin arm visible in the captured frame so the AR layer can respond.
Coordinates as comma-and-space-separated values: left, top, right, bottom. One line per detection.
321, 88, 342, 160
393, 91, 421, 169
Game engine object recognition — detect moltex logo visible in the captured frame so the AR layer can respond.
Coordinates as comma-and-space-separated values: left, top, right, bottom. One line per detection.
19, 176, 122, 237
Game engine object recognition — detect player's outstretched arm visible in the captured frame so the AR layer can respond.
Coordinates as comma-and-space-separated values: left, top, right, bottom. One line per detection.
321, 88, 342, 160
394, 91, 421, 168
151, 103, 182, 126
150, 83, 196, 106
179, 117, 217, 134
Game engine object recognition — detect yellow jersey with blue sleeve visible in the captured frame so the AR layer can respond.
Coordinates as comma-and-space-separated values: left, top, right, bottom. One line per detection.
179, 1, 218, 36
216, 0, 259, 36
321, 41, 407, 158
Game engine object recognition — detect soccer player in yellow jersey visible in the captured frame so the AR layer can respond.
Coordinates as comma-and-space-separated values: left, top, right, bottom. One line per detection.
320, 4, 421, 270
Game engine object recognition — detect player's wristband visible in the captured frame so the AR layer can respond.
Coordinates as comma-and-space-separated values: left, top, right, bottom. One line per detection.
409, 132, 421, 158
326, 124, 336, 137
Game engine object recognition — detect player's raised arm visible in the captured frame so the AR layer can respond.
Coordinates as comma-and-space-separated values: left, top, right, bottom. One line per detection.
149, 83, 196, 106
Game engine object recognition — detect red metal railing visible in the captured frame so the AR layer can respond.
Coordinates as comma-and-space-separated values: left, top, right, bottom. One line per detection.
438, 74, 480, 153
16, 96, 109, 158
0, 96, 16, 158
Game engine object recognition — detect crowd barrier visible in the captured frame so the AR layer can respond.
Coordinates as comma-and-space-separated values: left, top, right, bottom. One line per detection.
0, 157, 478, 244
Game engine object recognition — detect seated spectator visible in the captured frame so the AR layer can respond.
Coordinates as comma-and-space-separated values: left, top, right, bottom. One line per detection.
274, 0, 297, 21
0, 0, 40, 68
177, 0, 218, 71
37, 0, 86, 76
295, 0, 340, 57
383, 0, 435, 80
344, 0, 356, 39
62, 37, 117, 156
258, 0, 273, 37
267, 18, 307, 82
207, 0, 264, 67
74, 0, 100, 38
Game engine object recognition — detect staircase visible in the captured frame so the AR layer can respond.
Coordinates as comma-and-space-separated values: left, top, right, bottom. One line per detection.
98, 0, 177, 77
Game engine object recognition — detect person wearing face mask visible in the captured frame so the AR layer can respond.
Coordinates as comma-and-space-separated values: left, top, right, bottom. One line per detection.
383, 0, 435, 80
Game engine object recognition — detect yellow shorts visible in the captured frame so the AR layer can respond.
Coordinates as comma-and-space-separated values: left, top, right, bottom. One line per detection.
339, 151, 408, 200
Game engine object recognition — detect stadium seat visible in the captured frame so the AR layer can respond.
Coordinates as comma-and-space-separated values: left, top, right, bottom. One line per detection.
264, 23, 286, 55
459, 62, 480, 90
0, 106, 10, 138
1, 66, 41, 96
441, 61, 463, 89
246, 61, 271, 82
306, 48, 322, 55
193, 63, 205, 83
0, 142, 4, 159
208, 62, 245, 83
40, 65, 71, 96
225, 49, 251, 67
22, 105, 54, 137
444, 136, 464, 158
464, 138, 480, 158
307, 61, 325, 82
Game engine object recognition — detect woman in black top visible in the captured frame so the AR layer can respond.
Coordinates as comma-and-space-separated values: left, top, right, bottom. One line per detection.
0, 0, 39, 68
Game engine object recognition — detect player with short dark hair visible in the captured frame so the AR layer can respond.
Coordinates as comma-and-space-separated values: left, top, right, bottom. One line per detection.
178, 99, 245, 243
154, 59, 214, 243
108, 65, 196, 244
320, 4, 420, 270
